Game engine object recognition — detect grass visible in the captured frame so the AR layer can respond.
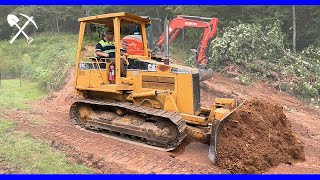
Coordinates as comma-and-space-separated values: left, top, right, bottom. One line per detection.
170, 41, 196, 67
0, 119, 15, 134
0, 79, 46, 110
0, 79, 92, 174
0, 119, 92, 174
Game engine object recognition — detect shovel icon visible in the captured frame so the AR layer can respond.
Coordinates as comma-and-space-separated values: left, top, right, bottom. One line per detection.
7, 14, 38, 44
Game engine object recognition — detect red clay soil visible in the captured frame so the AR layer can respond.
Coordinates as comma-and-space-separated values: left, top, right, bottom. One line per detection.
216, 99, 305, 174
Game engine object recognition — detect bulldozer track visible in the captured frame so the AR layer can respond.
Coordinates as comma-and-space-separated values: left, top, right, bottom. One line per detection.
70, 99, 187, 151
77, 126, 172, 151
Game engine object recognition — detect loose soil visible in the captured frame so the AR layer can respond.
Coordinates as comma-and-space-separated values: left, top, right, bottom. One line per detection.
2, 71, 320, 174
216, 99, 305, 173
0, 156, 21, 174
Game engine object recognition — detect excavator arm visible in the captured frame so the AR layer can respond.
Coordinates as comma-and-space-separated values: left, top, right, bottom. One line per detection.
157, 15, 218, 66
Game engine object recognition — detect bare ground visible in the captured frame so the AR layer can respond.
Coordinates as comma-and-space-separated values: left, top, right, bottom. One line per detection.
3, 71, 320, 174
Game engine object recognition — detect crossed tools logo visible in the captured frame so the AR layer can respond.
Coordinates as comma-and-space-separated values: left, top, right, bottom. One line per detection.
7, 14, 38, 44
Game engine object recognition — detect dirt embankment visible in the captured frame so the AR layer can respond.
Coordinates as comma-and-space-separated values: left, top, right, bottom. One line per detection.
216, 99, 305, 173
44, 68, 79, 110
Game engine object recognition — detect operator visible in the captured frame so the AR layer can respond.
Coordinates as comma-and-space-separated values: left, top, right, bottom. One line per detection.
95, 30, 127, 77
95, 30, 116, 58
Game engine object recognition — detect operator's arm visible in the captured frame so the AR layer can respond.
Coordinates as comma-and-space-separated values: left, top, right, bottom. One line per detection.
96, 51, 109, 57
95, 42, 109, 57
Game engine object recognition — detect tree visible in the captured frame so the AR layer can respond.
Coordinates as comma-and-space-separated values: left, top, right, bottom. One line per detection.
292, 6, 296, 54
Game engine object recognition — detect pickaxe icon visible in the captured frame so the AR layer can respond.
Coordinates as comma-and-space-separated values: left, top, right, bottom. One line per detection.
7, 14, 38, 44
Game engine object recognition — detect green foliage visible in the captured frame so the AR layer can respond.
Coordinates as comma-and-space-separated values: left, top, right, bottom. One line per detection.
235, 73, 253, 85
209, 21, 320, 104
287, 46, 320, 100
0, 119, 92, 174
170, 41, 194, 66
0, 79, 46, 109
1, 6, 320, 50
210, 20, 285, 68
0, 33, 77, 91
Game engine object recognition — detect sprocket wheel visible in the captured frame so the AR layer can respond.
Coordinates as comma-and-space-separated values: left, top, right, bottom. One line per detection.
156, 120, 178, 143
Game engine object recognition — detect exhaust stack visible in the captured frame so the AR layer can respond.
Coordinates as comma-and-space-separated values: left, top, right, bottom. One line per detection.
163, 16, 169, 65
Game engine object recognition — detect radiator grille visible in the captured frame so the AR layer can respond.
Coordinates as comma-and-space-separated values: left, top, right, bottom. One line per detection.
142, 75, 175, 91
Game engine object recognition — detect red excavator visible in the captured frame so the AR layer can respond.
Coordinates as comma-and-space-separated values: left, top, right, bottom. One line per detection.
122, 15, 218, 80
156, 15, 218, 67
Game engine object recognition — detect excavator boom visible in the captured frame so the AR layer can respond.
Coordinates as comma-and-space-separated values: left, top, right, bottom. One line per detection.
156, 15, 218, 66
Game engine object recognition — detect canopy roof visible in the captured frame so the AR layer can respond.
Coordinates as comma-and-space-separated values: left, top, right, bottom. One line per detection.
78, 12, 151, 26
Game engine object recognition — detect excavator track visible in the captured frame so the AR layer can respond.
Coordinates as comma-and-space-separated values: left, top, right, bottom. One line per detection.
70, 99, 187, 151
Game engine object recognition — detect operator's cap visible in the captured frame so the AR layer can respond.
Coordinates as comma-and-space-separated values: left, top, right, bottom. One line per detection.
104, 30, 114, 35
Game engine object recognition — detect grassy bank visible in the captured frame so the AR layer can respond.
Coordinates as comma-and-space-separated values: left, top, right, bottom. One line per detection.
0, 33, 77, 91
0, 79, 92, 174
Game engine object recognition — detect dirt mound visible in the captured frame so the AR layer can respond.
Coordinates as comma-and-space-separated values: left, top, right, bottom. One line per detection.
216, 99, 305, 174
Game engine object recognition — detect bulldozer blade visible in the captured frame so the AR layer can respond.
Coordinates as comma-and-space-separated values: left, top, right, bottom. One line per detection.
199, 68, 214, 81
208, 119, 223, 163
208, 101, 245, 163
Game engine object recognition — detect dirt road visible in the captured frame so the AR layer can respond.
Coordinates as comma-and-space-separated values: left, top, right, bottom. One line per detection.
3, 72, 320, 174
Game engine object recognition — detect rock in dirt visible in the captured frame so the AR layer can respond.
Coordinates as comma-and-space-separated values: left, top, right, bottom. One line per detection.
216, 99, 305, 174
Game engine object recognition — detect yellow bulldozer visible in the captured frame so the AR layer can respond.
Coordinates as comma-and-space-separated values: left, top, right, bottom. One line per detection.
70, 12, 239, 163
